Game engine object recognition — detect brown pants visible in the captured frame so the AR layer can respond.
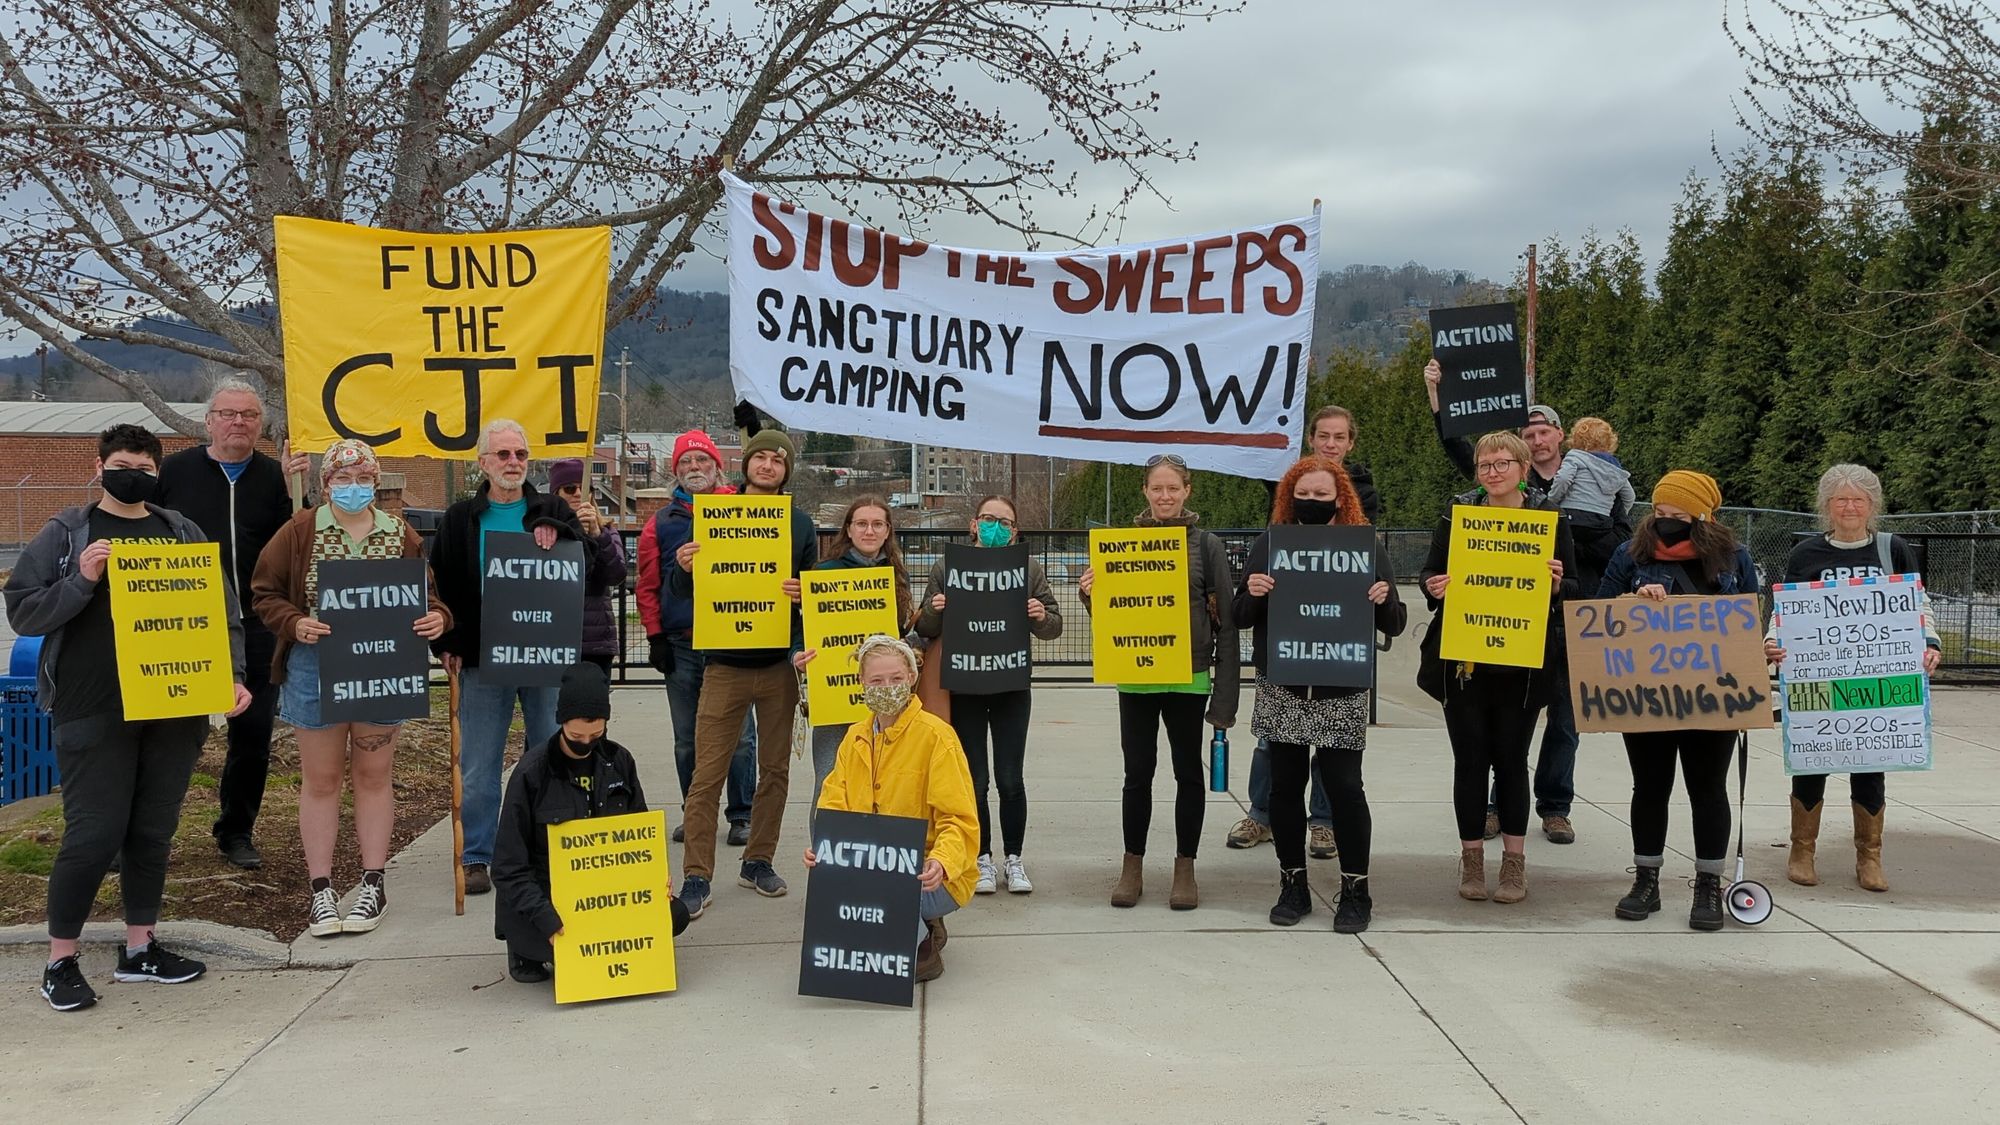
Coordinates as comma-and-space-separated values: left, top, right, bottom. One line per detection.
683, 660, 797, 879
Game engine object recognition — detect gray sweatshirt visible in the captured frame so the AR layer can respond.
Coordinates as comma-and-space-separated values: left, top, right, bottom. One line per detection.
1546, 450, 1634, 519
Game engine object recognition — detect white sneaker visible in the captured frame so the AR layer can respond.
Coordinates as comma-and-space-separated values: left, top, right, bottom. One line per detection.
308, 887, 342, 938
974, 854, 998, 894
1004, 854, 1033, 894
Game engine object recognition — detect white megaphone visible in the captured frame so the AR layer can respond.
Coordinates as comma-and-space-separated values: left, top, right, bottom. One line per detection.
1725, 732, 1774, 926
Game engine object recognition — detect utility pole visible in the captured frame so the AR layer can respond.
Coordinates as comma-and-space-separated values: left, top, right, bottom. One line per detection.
616, 347, 630, 524
1524, 243, 1538, 406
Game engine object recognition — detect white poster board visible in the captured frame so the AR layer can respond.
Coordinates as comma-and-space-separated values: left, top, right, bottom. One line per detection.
1771, 573, 1932, 775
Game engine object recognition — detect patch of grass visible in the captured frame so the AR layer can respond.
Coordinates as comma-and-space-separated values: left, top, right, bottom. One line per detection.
187, 771, 220, 790
0, 838, 56, 876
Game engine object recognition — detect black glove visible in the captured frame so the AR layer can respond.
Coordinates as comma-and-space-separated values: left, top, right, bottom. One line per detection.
733, 399, 762, 437
647, 636, 674, 676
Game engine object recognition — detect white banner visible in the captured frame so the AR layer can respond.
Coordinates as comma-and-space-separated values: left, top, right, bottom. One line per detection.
1772, 573, 1933, 775
724, 172, 1320, 480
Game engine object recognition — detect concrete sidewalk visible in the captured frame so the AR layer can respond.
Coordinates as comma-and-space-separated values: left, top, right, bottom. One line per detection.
5, 635, 1999, 1124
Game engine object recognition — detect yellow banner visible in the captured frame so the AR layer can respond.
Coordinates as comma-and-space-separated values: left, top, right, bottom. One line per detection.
275, 216, 611, 459
693, 495, 794, 649
802, 568, 899, 728
108, 542, 235, 720
548, 809, 677, 1004
1439, 504, 1558, 669
1089, 528, 1193, 685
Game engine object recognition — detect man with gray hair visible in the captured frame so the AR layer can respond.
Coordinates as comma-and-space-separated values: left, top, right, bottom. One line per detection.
155, 377, 311, 870
427, 419, 592, 895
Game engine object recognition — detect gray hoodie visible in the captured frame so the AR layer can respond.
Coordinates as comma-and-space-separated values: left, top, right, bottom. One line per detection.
1546, 450, 1634, 520
2, 502, 248, 706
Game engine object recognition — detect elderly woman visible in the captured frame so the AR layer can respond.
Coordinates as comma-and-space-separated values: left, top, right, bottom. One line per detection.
251, 440, 449, 937
1765, 464, 1942, 892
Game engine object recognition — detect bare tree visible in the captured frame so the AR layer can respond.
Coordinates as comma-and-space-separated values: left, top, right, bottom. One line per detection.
0, 0, 1233, 435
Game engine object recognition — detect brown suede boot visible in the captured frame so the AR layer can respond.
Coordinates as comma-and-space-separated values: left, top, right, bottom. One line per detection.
915, 922, 944, 982
1492, 851, 1528, 904
1787, 797, 1822, 886
1458, 846, 1487, 901
1169, 857, 1199, 910
1110, 853, 1143, 907
1853, 803, 1888, 892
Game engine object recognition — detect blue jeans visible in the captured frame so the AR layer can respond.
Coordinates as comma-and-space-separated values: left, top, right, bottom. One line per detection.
918, 886, 959, 942
1487, 681, 1578, 819
457, 665, 558, 868
666, 633, 755, 825
1247, 739, 1331, 828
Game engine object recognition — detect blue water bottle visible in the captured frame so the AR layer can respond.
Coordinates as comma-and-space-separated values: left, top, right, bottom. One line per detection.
1209, 728, 1229, 792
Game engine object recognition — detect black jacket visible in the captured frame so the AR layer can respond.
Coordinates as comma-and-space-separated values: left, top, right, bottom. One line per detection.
1434, 411, 1631, 542
1262, 461, 1381, 523
1231, 527, 1406, 687
1417, 486, 1579, 705
156, 445, 295, 609
492, 734, 688, 962
428, 481, 590, 668
664, 498, 817, 668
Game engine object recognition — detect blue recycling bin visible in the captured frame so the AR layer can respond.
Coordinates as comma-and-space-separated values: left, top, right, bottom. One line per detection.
2, 635, 59, 805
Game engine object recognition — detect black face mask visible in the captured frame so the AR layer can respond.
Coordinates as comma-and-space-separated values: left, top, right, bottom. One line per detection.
101, 468, 160, 506
1654, 517, 1692, 545
563, 733, 605, 758
1292, 497, 1341, 526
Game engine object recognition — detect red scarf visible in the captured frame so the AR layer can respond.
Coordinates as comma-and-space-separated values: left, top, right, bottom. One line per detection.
1651, 539, 1699, 562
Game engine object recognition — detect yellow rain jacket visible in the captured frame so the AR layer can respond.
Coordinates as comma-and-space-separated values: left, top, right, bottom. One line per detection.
817, 699, 980, 907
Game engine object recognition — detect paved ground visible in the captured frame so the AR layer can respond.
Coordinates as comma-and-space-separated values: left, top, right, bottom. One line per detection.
4, 630, 1999, 1124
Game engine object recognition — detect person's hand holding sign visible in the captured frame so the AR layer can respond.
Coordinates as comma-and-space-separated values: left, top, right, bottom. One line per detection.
918, 857, 946, 891
226, 683, 253, 718
1636, 583, 1669, 602
1548, 557, 1565, 583
1245, 572, 1275, 597
78, 539, 113, 583
575, 503, 602, 536
532, 524, 558, 551
412, 610, 447, 640
1077, 566, 1094, 597
1424, 573, 1450, 599
675, 541, 699, 572
802, 846, 818, 867
930, 593, 947, 611
783, 578, 802, 602
1423, 357, 1443, 412
295, 617, 333, 645
1368, 580, 1390, 605
792, 648, 818, 671
1027, 597, 1047, 622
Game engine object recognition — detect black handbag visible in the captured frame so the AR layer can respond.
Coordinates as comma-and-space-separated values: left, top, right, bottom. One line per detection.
1415, 616, 1447, 703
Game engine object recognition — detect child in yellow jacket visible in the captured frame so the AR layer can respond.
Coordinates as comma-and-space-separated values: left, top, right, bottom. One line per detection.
802, 634, 978, 982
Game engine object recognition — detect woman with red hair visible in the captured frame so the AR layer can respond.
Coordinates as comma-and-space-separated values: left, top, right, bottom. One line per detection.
1233, 456, 1406, 932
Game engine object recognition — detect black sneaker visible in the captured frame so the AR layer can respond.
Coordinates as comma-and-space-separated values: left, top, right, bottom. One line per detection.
726, 821, 751, 847
1333, 875, 1372, 934
218, 836, 263, 870
1268, 868, 1312, 927
679, 875, 712, 919
509, 954, 552, 983
114, 934, 206, 984
1615, 866, 1662, 920
41, 955, 97, 1011
738, 859, 788, 897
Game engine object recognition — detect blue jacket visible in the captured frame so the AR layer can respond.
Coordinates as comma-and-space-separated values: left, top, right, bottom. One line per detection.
1597, 541, 1759, 598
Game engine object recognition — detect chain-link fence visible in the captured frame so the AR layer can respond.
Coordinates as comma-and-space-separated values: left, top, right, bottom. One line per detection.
2, 485, 101, 549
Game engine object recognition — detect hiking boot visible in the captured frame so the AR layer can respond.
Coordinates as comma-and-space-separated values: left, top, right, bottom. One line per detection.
1458, 846, 1487, 901
1689, 871, 1725, 931
1786, 797, 1821, 886
509, 955, 551, 983
1226, 816, 1271, 849
727, 821, 751, 847
1483, 810, 1500, 840
115, 933, 205, 984
1853, 803, 1888, 892
1615, 866, 1662, 920
1110, 853, 1143, 907
915, 920, 945, 983
463, 864, 491, 895
1268, 868, 1312, 927
344, 875, 387, 934
1003, 854, 1033, 894
1308, 824, 1338, 860
1492, 852, 1528, 904
308, 886, 343, 938
679, 875, 712, 920
41, 955, 96, 1012
1542, 815, 1575, 845
218, 836, 263, 870
975, 854, 999, 894
1169, 857, 1200, 911
738, 859, 788, 897
1333, 874, 1372, 934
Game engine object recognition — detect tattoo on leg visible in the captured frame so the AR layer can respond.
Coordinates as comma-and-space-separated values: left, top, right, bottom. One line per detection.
351, 729, 398, 753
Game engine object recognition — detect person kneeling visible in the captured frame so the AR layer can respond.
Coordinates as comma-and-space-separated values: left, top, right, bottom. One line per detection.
803, 636, 977, 983
494, 663, 688, 984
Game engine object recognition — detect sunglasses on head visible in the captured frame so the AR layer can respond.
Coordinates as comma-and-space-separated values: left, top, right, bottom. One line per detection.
1145, 453, 1187, 469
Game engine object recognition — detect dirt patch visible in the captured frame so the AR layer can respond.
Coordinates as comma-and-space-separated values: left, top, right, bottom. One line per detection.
0, 688, 524, 941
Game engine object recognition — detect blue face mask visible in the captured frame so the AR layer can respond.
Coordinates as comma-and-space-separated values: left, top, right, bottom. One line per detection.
976, 518, 1013, 548
330, 483, 375, 514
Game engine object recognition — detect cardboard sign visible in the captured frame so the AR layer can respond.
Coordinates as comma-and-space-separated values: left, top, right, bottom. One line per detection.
799, 809, 928, 1008
692, 495, 794, 650
1265, 525, 1379, 689
108, 542, 235, 720
1564, 596, 1773, 733
1088, 528, 1192, 684
1430, 302, 1528, 439
939, 544, 1032, 694
547, 809, 678, 1004
314, 558, 432, 724
275, 216, 610, 459
1439, 505, 1557, 669
477, 533, 584, 686
802, 568, 899, 728
1772, 574, 1932, 775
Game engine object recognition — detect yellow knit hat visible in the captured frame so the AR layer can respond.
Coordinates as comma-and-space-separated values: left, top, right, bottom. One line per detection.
1653, 470, 1722, 521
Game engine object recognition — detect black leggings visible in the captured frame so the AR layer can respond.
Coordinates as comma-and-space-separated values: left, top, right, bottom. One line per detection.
1792, 772, 1886, 816
1118, 691, 1207, 858
1623, 730, 1734, 865
952, 689, 1033, 857
47, 714, 206, 940
1443, 695, 1540, 841
1269, 743, 1370, 875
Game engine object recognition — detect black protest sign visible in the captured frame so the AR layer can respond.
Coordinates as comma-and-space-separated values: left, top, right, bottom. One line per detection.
478, 532, 585, 686
1267, 524, 1379, 689
1431, 302, 1528, 439
799, 809, 929, 1008
939, 543, 1031, 694
316, 558, 432, 724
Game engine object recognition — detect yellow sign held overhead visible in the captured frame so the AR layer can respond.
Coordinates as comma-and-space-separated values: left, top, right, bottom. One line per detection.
1089, 527, 1192, 685
1440, 504, 1558, 669
802, 568, 900, 729
108, 542, 235, 720
692, 495, 794, 650
548, 810, 678, 1004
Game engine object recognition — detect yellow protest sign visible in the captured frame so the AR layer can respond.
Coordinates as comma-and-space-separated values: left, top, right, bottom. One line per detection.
1440, 504, 1558, 669
802, 568, 899, 728
1089, 528, 1192, 685
693, 495, 794, 650
108, 542, 235, 720
548, 809, 677, 1004
275, 216, 611, 459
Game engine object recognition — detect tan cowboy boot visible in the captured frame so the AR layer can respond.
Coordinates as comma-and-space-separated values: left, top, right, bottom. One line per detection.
1787, 797, 1821, 886
1853, 803, 1888, 892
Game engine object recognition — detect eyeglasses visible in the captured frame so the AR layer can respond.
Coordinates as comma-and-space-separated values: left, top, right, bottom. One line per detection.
1475, 458, 1521, 476
850, 520, 890, 532
487, 449, 530, 462
977, 515, 1017, 530
209, 409, 261, 423
1145, 453, 1187, 469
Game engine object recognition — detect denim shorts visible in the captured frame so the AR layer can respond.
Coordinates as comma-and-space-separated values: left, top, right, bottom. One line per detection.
279, 642, 405, 731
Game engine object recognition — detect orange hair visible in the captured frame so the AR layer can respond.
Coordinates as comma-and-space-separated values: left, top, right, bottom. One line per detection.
1269, 456, 1365, 526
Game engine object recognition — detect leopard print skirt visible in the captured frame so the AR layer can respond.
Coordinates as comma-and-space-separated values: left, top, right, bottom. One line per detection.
1250, 675, 1368, 750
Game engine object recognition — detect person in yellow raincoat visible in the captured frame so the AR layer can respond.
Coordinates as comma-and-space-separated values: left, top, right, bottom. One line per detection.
801, 634, 977, 982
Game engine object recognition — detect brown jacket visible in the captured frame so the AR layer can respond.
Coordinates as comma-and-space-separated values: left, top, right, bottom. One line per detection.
250, 506, 450, 684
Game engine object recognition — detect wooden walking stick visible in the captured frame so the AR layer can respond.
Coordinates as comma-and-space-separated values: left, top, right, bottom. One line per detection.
449, 665, 465, 916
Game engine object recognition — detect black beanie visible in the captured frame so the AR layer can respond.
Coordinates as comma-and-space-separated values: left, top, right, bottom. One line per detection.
556, 662, 611, 723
